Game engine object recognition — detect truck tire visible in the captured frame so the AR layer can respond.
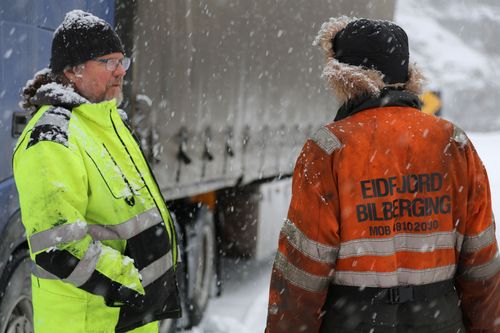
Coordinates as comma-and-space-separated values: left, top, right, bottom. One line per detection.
184, 204, 216, 327
0, 248, 33, 333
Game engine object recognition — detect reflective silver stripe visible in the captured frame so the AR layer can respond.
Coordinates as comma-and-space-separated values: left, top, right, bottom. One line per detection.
87, 208, 162, 240
452, 124, 468, 147
338, 232, 456, 259
63, 242, 102, 287
281, 219, 338, 263
29, 208, 162, 252
461, 225, 496, 253
36, 107, 71, 128
31, 242, 102, 287
310, 126, 342, 154
29, 221, 88, 253
140, 252, 173, 287
456, 232, 465, 252
459, 252, 500, 281
32, 264, 58, 280
31, 107, 71, 147
273, 252, 331, 293
333, 265, 456, 288
177, 245, 182, 263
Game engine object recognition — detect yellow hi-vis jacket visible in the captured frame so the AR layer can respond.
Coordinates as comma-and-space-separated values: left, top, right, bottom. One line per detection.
13, 85, 181, 332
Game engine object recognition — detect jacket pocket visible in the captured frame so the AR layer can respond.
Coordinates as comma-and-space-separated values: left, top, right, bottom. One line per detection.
86, 143, 145, 205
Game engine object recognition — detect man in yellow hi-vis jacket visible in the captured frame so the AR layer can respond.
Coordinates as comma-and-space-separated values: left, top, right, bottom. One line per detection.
13, 10, 181, 332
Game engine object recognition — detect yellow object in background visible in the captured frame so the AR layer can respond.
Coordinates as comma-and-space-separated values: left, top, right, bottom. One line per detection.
420, 90, 442, 116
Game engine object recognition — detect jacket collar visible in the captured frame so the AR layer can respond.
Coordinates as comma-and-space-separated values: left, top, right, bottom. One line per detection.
73, 100, 119, 128
334, 88, 422, 121
32, 82, 89, 108
33, 82, 121, 128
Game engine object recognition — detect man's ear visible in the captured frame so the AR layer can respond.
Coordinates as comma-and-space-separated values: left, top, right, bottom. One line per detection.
63, 68, 77, 83
63, 65, 84, 82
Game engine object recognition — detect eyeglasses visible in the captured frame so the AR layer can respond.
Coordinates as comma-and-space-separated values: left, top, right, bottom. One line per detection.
92, 57, 131, 71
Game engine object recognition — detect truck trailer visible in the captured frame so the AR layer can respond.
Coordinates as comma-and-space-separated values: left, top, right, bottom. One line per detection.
0, 1, 395, 331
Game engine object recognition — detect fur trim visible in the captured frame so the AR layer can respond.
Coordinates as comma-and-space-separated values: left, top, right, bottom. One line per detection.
405, 63, 425, 95
313, 16, 354, 58
314, 16, 426, 103
321, 59, 425, 104
32, 82, 89, 108
321, 58, 385, 103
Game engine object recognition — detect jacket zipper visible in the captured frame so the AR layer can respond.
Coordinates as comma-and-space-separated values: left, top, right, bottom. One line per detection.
109, 111, 177, 263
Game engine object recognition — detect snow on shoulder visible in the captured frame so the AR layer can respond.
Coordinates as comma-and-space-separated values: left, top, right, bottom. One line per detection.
117, 109, 128, 121
55, 9, 108, 36
35, 82, 89, 106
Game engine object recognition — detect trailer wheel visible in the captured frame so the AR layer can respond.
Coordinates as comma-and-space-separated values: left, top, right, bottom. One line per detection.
185, 205, 216, 327
0, 248, 33, 333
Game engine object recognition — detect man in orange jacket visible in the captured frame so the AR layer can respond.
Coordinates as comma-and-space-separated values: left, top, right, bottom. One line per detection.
266, 17, 499, 333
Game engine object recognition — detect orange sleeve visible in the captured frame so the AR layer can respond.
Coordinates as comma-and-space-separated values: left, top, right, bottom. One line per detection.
266, 139, 341, 333
455, 141, 500, 333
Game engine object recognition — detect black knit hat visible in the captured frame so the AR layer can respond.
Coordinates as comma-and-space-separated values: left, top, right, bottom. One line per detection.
333, 19, 409, 84
50, 10, 124, 74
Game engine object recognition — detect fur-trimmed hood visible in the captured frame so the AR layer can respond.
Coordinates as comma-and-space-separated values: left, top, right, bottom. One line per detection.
20, 69, 89, 113
313, 16, 425, 104
31, 82, 89, 109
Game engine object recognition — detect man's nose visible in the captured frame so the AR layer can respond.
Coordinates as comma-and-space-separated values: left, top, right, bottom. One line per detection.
114, 63, 127, 77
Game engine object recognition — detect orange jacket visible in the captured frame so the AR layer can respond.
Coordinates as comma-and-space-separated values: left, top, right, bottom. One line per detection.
266, 105, 499, 332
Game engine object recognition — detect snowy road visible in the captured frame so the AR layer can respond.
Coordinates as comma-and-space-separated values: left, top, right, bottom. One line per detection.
186, 257, 273, 333
185, 131, 500, 333
469, 132, 500, 225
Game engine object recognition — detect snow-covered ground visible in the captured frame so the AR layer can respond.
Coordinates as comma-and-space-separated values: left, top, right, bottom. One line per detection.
185, 257, 274, 333
186, 130, 500, 333
395, 0, 500, 131
469, 131, 500, 228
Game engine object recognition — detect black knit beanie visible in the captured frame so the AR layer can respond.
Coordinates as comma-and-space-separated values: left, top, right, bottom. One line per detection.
333, 19, 409, 84
50, 10, 124, 74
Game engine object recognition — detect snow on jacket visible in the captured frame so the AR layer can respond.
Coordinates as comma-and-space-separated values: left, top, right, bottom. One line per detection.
265, 89, 499, 332
13, 83, 181, 333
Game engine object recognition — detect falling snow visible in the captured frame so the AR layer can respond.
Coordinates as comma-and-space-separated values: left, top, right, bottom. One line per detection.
3, 49, 13, 59
1, 1, 499, 332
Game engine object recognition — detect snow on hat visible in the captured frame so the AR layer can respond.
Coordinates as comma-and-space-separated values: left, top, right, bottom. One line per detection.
335, 18, 409, 84
313, 16, 423, 103
50, 10, 124, 74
